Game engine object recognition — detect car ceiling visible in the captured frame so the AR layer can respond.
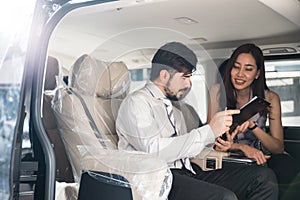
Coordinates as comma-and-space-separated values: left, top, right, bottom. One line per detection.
48, 0, 300, 71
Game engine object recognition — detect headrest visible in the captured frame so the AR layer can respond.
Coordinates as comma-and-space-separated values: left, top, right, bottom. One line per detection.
95, 61, 130, 99
44, 56, 59, 90
69, 54, 130, 98
69, 54, 89, 88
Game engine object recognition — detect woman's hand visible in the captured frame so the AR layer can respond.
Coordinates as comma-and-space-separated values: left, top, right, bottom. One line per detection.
241, 145, 270, 165
214, 132, 235, 152
214, 122, 245, 152
236, 121, 250, 133
214, 133, 231, 152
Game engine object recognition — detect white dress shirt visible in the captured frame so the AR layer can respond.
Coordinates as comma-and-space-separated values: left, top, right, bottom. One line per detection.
116, 81, 215, 171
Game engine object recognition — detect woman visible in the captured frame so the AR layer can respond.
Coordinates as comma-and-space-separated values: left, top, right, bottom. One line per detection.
207, 43, 299, 199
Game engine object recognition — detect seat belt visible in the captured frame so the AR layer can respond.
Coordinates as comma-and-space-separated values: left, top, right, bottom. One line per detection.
69, 88, 107, 149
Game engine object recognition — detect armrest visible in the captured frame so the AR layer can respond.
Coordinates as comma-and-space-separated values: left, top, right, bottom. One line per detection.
78, 146, 172, 200
190, 148, 229, 171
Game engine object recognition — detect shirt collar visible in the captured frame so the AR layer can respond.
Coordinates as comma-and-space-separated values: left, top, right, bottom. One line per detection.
145, 81, 166, 100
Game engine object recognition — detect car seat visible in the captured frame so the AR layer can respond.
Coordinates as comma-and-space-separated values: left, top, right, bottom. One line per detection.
52, 54, 172, 200
172, 101, 203, 132
43, 56, 74, 182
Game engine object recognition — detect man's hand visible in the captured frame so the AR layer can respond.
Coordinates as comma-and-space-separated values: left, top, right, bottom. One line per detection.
209, 110, 240, 138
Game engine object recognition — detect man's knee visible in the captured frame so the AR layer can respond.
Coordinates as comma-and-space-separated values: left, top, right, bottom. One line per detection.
205, 187, 237, 200
255, 166, 277, 183
247, 166, 278, 199
221, 189, 238, 200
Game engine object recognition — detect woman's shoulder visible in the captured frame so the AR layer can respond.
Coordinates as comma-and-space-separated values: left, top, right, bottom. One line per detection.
266, 89, 280, 104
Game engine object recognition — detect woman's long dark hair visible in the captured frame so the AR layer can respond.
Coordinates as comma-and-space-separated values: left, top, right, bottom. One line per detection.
221, 43, 269, 109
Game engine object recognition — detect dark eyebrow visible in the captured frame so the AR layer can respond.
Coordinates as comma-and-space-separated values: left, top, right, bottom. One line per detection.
245, 63, 255, 67
234, 61, 255, 67
183, 73, 192, 77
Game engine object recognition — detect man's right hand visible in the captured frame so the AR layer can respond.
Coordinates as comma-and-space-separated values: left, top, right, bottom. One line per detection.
208, 110, 240, 138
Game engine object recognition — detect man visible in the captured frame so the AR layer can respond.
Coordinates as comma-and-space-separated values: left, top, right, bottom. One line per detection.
116, 42, 278, 200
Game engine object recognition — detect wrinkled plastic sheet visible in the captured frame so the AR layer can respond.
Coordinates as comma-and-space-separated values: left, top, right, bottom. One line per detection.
56, 182, 79, 200
51, 55, 172, 200
79, 147, 172, 200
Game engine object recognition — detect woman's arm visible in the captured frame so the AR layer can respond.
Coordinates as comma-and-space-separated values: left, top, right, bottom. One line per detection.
250, 90, 284, 154
214, 129, 271, 165
230, 143, 270, 165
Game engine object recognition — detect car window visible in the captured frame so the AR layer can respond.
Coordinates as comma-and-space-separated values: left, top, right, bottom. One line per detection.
265, 58, 300, 127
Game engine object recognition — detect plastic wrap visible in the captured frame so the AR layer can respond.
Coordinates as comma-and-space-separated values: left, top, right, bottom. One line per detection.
55, 182, 79, 200
52, 54, 172, 199
78, 147, 172, 199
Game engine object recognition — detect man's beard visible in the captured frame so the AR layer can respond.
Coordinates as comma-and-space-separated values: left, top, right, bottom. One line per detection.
166, 91, 179, 101
164, 86, 190, 101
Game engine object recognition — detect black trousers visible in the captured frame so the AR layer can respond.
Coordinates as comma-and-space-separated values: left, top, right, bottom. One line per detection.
168, 163, 278, 200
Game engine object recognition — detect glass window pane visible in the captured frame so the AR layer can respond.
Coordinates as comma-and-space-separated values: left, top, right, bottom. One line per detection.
265, 59, 300, 127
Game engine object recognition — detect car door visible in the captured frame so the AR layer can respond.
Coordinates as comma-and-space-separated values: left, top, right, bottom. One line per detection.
0, 1, 40, 199
1, 1, 116, 200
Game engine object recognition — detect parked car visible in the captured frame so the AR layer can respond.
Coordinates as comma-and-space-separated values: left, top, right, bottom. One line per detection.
1, 0, 300, 199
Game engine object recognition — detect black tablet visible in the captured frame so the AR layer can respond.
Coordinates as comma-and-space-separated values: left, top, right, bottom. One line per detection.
229, 96, 270, 133
220, 96, 270, 140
